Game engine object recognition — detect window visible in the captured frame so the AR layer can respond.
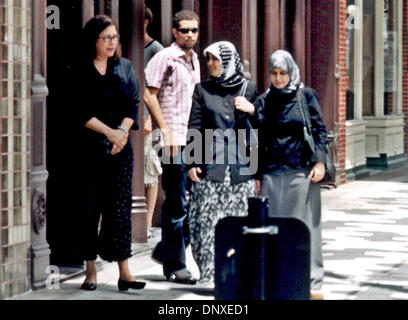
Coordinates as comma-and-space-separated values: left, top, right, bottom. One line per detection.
346, 0, 356, 120
362, 0, 375, 116
383, 0, 399, 115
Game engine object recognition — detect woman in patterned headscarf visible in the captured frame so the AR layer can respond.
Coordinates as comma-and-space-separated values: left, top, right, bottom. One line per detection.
187, 41, 259, 286
254, 50, 328, 299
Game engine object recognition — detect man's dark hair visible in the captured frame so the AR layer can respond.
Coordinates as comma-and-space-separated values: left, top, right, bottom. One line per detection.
145, 5, 153, 26
172, 10, 200, 29
81, 15, 122, 62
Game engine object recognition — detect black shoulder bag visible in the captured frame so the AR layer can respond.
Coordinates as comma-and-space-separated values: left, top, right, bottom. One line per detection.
297, 87, 334, 183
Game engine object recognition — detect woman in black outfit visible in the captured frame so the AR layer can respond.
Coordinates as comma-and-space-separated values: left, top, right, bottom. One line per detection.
254, 50, 328, 299
74, 15, 145, 292
187, 41, 258, 286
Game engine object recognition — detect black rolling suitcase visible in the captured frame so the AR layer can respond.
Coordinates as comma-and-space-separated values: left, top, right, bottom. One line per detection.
215, 197, 310, 300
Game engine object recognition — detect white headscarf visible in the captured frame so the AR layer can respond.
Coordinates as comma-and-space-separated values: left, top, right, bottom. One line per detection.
269, 50, 302, 93
204, 41, 245, 88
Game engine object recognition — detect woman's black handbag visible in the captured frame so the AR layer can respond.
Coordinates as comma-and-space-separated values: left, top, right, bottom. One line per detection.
321, 143, 335, 183
297, 87, 335, 183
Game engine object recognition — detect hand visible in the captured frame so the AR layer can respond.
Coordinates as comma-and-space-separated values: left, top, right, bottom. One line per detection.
308, 162, 326, 183
254, 180, 261, 195
111, 143, 122, 155
161, 126, 179, 157
106, 129, 128, 155
188, 167, 202, 183
234, 96, 255, 115
144, 117, 153, 135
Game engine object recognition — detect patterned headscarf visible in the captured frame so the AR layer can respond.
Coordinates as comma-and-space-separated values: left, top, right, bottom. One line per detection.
269, 50, 302, 93
204, 41, 245, 88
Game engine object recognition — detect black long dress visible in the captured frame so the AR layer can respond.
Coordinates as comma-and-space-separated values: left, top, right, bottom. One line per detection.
74, 57, 140, 262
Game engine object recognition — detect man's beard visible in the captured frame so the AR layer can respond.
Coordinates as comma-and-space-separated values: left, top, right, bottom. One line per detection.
179, 42, 195, 51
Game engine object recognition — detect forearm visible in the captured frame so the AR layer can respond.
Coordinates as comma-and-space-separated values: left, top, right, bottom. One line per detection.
86, 117, 129, 150
143, 87, 176, 150
143, 88, 167, 129
120, 117, 135, 132
85, 117, 114, 138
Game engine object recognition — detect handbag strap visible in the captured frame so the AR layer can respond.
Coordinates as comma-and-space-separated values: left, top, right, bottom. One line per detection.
297, 87, 313, 135
238, 79, 249, 97
235, 79, 258, 146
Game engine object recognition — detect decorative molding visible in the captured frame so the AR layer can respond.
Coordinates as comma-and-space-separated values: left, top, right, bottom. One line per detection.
31, 74, 49, 96
31, 74, 48, 167
131, 196, 147, 214
32, 188, 47, 235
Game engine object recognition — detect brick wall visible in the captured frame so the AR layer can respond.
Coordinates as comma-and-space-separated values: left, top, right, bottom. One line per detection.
403, 1, 408, 157
338, 0, 348, 184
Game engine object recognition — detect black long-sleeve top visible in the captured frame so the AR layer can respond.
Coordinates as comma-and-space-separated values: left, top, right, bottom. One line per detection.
254, 85, 328, 179
74, 58, 140, 156
187, 79, 258, 184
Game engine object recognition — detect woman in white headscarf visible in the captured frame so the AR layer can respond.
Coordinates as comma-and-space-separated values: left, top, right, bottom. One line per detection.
187, 41, 259, 286
254, 50, 328, 299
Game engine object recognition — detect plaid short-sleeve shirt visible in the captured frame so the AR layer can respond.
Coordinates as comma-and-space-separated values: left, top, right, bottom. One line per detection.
145, 42, 201, 146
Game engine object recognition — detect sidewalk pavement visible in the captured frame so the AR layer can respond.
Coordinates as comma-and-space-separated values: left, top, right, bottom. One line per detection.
10, 165, 408, 300
321, 165, 408, 300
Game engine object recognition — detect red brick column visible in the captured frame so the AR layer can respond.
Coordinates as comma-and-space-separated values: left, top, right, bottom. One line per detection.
403, 1, 408, 157
337, 0, 348, 184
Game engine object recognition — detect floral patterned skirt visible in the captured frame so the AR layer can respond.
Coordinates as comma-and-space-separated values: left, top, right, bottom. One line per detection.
188, 167, 254, 283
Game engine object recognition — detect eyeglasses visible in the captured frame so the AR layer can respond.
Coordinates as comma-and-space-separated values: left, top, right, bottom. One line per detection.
99, 34, 120, 43
177, 28, 199, 34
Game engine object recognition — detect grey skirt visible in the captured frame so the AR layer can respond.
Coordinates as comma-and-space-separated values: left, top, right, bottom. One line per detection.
260, 170, 324, 290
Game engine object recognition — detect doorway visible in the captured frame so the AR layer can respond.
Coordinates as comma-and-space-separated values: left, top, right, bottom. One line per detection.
46, 0, 84, 267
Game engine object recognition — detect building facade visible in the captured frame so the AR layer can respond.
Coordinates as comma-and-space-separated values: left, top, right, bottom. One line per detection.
0, 0, 406, 299
345, 0, 407, 180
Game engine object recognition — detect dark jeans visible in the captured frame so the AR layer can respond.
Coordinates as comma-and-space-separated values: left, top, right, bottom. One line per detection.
159, 147, 190, 276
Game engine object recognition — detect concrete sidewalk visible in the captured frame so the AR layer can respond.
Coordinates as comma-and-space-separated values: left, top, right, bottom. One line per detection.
321, 165, 408, 300
10, 165, 408, 300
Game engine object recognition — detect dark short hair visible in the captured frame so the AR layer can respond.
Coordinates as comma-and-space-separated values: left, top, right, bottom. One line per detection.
145, 5, 153, 26
82, 15, 122, 62
172, 10, 200, 29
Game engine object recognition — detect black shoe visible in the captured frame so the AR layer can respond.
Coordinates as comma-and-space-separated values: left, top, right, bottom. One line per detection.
80, 282, 97, 291
118, 279, 146, 291
151, 242, 162, 265
166, 269, 197, 285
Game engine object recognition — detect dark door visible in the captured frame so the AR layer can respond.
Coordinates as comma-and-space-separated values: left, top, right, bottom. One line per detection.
46, 0, 84, 267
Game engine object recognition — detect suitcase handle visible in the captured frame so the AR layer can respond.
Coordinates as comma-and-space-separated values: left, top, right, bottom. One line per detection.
242, 226, 279, 235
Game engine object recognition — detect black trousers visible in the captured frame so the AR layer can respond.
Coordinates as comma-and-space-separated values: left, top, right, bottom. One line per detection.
158, 147, 190, 276
78, 145, 133, 263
